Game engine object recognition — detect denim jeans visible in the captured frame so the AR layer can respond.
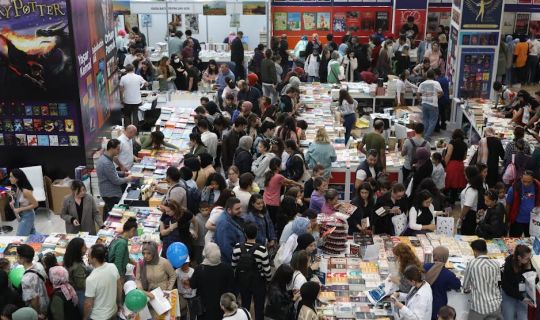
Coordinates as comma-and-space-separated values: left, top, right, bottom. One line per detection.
501, 290, 527, 320
307, 76, 320, 83
343, 113, 356, 144
16, 210, 36, 236
262, 83, 278, 105
422, 103, 439, 139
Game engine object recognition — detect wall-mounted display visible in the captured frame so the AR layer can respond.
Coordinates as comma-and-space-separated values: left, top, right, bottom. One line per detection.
346, 11, 360, 32
274, 12, 288, 31
333, 13, 347, 32
243, 2, 266, 15
459, 31, 499, 46
203, 2, 227, 15
317, 12, 331, 31
376, 12, 389, 31
514, 13, 531, 35
458, 48, 495, 99
304, 12, 317, 30
461, 0, 503, 29
288, 12, 301, 31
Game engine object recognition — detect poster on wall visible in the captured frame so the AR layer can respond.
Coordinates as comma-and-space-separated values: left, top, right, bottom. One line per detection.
0, 0, 76, 101
113, 1, 130, 15
274, 13, 287, 31
447, 25, 459, 94
427, 12, 440, 33
333, 13, 347, 32
71, 0, 118, 145
376, 12, 389, 31
361, 12, 375, 31
529, 14, 540, 36
394, 10, 426, 39
203, 2, 226, 15
502, 12, 515, 35
460, 31, 499, 46
452, 8, 461, 26
242, 2, 266, 15
515, 13, 531, 35
317, 13, 331, 31
123, 14, 139, 33
347, 11, 360, 32
458, 47, 495, 99
461, 0, 503, 29
287, 13, 301, 31
303, 13, 317, 31
185, 14, 199, 34
439, 12, 451, 27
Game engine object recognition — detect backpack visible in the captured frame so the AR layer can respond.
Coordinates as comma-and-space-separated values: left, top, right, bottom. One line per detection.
180, 180, 201, 214
107, 237, 124, 263
235, 243, 260, 287
17, 269, 45, 297
503, 154, 517, 185
47, 288, 81, 320
409, 138, 427, 165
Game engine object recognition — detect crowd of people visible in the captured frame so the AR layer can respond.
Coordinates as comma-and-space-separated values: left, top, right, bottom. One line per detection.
4, 21, 540, 320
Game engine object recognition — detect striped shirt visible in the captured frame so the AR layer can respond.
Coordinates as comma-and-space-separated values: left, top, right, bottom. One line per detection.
463, 255, 502, 314
231, 242, 272, 281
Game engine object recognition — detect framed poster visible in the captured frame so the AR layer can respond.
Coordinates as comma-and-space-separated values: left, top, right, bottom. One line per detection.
203, 2, 226, 15
185, 14, 199, 34
361, 12, 375, 31
333, 12, 347, 32
304, 12, 317, 31
515, 13, 531, 35
376, 12, 389, 31
317, 12, 331, 31
242, 2, 266, 15
427, 12, 440, 33
346, 11, 360, 32
458, 48, 495, 99
274, 12, 287, 31
287, 12, 301, 31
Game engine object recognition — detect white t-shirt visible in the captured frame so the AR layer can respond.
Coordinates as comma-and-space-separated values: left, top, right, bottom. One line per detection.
205, 206, 224, 244
176, 267, 196, 298
286, 270, 307, 291
233, 186, 252, 214
119, 73, 145, 104
85, 262, 120, 320
117, 133, 134, 169
417, 79, 442, 108
529, 39, 540, 56
223, 308, 252, 320
356, 166, 376, 182
460, 184, 478, 211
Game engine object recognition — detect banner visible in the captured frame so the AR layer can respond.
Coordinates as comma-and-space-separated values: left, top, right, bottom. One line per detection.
71, 0, 119, 145
461, 0, 503, 29
394, 9, 427, 39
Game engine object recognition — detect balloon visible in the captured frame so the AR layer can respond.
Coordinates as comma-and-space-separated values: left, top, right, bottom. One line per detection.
125, 289, 148, 312
9, 266, 24, 288
166, 242, 189, 268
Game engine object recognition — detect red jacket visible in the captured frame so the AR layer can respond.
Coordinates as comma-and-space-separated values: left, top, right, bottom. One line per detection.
508, 179, 540, 224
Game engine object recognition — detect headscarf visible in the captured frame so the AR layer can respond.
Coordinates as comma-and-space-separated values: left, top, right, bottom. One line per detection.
415, 147, 431, 167
297, 281, 320, 318
292, 217, 310, 236
202, 242, 221, 266
295, 233, 315, 253
238, 136, 253, 151
424, 246, 449, 285
140, 241, 160, 291
505, 35, 513, 45
289, 76, 301, 88
49, 266, 78, 305
12, 307, 38, 320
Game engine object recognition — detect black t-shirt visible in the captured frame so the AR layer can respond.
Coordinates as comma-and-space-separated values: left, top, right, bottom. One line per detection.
400, 23, 419, 39
187, 66, 199, 92
280, 95, 293, 113
449, 140, 467, 161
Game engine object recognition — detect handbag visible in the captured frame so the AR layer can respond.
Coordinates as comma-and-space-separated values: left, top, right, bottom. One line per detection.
189, 295, 204, 317
391, 213, 407, 236
294, 154, 311, 184
502, 154, 517, 185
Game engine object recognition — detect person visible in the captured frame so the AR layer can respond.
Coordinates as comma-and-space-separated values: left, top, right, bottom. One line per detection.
233, 136, 253, 175
424, 42, 444, 71
169, 53, 188, 90
373, 183, 408, 235
305, 49, 320, 82
185, 58, 199, 92
376, 40, 392, 79
222, 117, 247, 173
215, 198, 246, 264
319, 189, 349, 254
337, 89, 358, 145
340, 49, 358, 82
401, 123, 431, 181
16, 245, 48, 316
501, 244, 537, 320
434, 68, 449, 131
506, 170, 540, 237
135, 60, 155, 88
306, 128, 337, 178
284, 140, 308, 184
424, 246, 461, 319
156, 56, 176, 91
265, 264, 295, 320
400, 16, 419, 39
459, 166, 484, 235
251, 140, 276, 191
108, 217, 137, 281
390, 265, 433, 320
477, 127, 505, 187
8, 169, 38, 236
203, 59, 219, 85
190, 243, 235, 320
418, 33, 433, 63
318, 47, 331, 83
411, 147, 433, 195
503, 126, 531, 168
188, 132, 207, 157
348, 183, 374, 234
0, 270, 23, 316
244, 194, 276, 246
392, 243, 424, 293
412, 57, 432, 81
238, 81, 262, 114
47, 266, 81, 319
264, 158, 303, 224
297, 281, 320, 320
63, 238, 88, 312
303, 165, 325, 206
437, 306, 456, 320
157, 166, 187, 210
358, 120, 386, 171
84, 244, 121, 320
354, 149, 381, 188
201, 172, 227, 206
233, 173, 255, 214
463, 239, 502, 319
476, 189, 507, 239
309, 177, 327, 213
119, 64, 147, 126
261, 49, 278, 105
197, 119, 218, 161
327, 51, 343, 84
444, 129, 467, 203
417, 70, 443, 140
95, 139, 134, 220
305, 33, 322, 58
131, 26, 147, 47
407, 190, 436, 234
116, 125, 138, 171
159, 199, 195, 258
60, 180, 103, 235
184, 30, 201, 63
514, 36, 529, 86
231, 31, 245, 80
231, 223, 272, 320
168, 30, 183, 55
139, 130, 179, 150
136, 242, 176, 309
220, 293, 251, 320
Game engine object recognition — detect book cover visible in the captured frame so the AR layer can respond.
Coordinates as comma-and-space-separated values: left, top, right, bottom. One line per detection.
25, 105, 33, 116
55, 120, 65, 132
69, 135, 79, 146
23, 119, 33, 131
48, 103, 59, 116
15, 103, 25, 116
58, 103, 68, 116
32, 119, 43, 132
0, 135, 4, 146
376, 12, 389, 31
303, 12, 316, 30
317, 12, 331, 31
287, 12, 301, 31
44, 120, 55, 132
49, 135, 59, 146
65, 119, 75, 132
3, 134, 15, 146
13, 119, 23, 132
27, 234, 48, 243
360, 12, 375, 31
274, 12, 287, 31
59, 135, 69, 146
4, 120, 13, 132
27, 135, 38, 146
15, 134, 26, 146
333, 13, 346, 32
37, 135, 49, 146
32, 105, 41, 116
40, 105, 49, 116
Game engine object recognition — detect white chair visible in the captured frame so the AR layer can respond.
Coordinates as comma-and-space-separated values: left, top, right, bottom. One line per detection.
20, 166, 49, 214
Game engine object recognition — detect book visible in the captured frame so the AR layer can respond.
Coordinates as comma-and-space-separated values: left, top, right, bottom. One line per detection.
3, 134, 15, 146
49, 135, 59, 146
32, 105, 41, 116
44, 120, 55, 132
15, 134, 26, 146
48, 103, 58, 116
27, 135, 38, 146
58, 103, 68, 116
65, 119, 75, 132
25, 105, 33, 116
32, 119, 43, 132
55, 120, 65, 132
40, 105, 49, 116
59, 136, 69, 146
37, 135, 49, 146
69, 135, 78, 146
13, 119, 23, 132
3, 120, 13, 132
23, 119, 33, 131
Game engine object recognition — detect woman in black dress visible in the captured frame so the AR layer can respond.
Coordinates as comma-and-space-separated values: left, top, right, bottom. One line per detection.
170, 53, 188, 90
348, 182, 374, 235
477, 127, 505, 187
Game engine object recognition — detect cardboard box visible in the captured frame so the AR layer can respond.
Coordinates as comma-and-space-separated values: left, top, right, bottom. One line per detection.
50, 179, 72, 214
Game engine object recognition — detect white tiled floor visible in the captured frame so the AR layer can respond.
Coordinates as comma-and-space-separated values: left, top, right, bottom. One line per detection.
1, 209, 66, 236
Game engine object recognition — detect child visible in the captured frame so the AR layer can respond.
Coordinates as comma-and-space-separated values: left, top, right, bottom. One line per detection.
431, 152, 446, 190
194, 202, 211, 264
309, 177, 327, 212
176, 259, 196, 319
437, 306, 456, 320
320, 189, 349, 255
495, 182, 507, 206
303, 165, 325, 206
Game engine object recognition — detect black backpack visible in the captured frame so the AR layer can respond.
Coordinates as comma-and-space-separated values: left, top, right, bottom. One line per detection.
180, 180, 201, 214
235, 243, 260, 287
47, 288, 82, 320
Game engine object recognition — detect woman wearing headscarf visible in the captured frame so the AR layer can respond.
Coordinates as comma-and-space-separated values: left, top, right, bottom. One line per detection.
280, 76, 302, 96
280, 215, 311, 245
297, 281, 321, 320
48, 266, 81, 319
505, 35, 514, 85
0, 270, 23, 314
136, 241, 176, 313
233, 136, 254, 175
190, 243, 234, 320
411, 147, 433, 195
423, 246, 461, 320
294, 233, 316, 255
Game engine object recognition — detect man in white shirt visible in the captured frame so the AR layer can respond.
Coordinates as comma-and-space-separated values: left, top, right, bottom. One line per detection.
232, 173, 254, 214
417, 70, 443, 140
355, 149, 380, 189
116, 125, 138, 171
197, 118, 218, 161
119, 64, 147, 126
84, 244, 121, 320
527, 34, 540, 84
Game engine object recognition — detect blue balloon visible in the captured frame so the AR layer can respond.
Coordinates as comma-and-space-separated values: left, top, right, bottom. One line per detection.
166, 242, 189, 268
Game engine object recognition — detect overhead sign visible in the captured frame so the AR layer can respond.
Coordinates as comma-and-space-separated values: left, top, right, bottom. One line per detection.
130, 1, 202, 14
